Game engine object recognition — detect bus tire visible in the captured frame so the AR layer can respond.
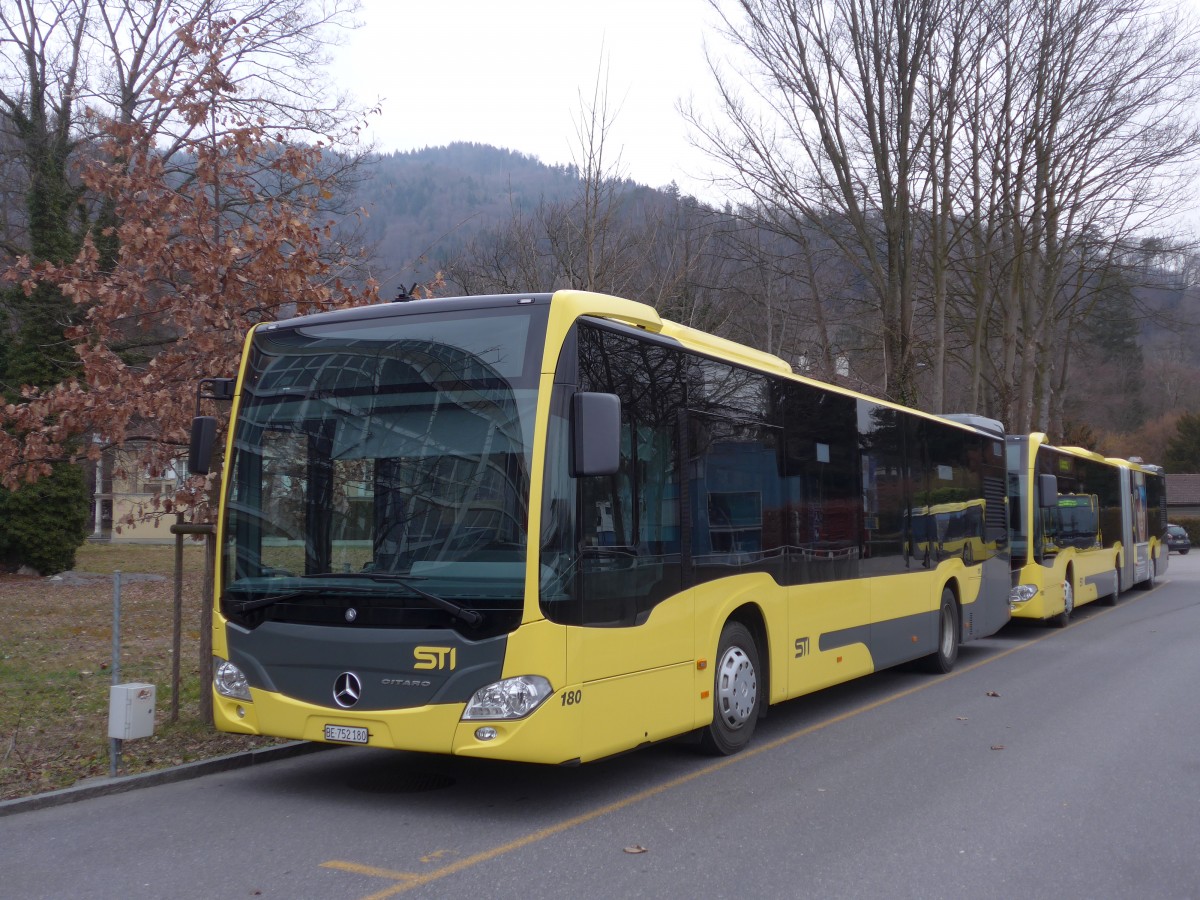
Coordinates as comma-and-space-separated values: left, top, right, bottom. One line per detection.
1141, 561, 1156, 590
1052, 576, 1074, 628
923, 588, 960, 673
700, 621, 761, 756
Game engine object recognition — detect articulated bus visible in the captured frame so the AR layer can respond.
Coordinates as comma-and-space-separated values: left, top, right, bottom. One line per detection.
191, 290, 1012, 764
1005, 434, 1167, 626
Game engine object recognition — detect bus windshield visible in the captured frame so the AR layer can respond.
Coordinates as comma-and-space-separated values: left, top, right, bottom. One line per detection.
220, 305, 545, 623
1054, 495, 1100, 548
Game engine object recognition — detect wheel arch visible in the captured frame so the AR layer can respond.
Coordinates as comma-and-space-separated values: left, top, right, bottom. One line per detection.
1045, 562, 1077, 627
941, 576, 964, 638
725, 601, 770, 718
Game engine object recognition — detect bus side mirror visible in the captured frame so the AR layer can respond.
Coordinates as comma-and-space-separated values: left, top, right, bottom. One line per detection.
1037, 473, 1058, 509
189, 416, 219, 475
571, 392, 621, 477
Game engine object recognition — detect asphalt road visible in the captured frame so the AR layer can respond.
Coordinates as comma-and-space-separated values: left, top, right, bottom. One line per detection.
3, 553, 1199, 900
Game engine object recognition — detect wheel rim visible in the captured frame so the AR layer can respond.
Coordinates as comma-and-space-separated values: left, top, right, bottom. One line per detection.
715, 644, 757, 730
1063, 579, 1074, 615
940, 604, 956, 657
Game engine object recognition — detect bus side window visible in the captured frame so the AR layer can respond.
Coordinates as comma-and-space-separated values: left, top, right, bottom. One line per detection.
565, 324, 686, 626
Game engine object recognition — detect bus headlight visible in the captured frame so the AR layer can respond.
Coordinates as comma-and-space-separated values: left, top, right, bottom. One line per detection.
214, 658, 252, 701
1008, 584, 1038, 609
462, 675, 552, 720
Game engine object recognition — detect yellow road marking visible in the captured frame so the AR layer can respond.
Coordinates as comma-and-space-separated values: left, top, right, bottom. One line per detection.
321, 860, 418, 881
321, 859, 421, 894
327, 592, 1146, 898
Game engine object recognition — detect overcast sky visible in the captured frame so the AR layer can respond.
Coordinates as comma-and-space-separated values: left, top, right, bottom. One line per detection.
331, 0, 727, 197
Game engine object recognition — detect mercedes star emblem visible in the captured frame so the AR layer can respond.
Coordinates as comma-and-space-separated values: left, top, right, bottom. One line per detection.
333, 672, 362, 708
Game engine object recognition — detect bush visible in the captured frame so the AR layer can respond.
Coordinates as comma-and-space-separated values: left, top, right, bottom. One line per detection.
1172, 516, 1200, 546
0, 463, 91, 575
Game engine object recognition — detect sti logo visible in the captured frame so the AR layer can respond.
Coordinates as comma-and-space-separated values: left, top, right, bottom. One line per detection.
413, 646, 457, 671
794, 636, 811, 659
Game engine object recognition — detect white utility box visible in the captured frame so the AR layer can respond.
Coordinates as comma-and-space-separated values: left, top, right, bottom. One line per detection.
108, 683, 156, 740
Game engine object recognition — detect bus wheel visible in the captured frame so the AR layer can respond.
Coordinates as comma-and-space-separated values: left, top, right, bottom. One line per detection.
923, 588, 960, 673
1142, 563, 1156, 590
700, 621, 761, 756
1052, 577, 1074, 628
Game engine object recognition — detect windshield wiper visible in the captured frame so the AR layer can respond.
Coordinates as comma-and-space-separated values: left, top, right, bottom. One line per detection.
225, 574, 485, 627
363, 574, 484, 627
225, 584, 376, 615
227, 592, 300, 614
300, 572, 484, 627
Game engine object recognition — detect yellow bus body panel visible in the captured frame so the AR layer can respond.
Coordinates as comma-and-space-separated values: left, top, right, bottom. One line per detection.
455, 661, 697, 764
1009, 545, 1120, 621
541, 289, 794, 378
785, 575, 873, 695
213, 689, 465, 755
1010, 556, 1068, 621
565, 588, 698, 755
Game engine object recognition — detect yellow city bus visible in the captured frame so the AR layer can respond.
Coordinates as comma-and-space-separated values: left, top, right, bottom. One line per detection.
191, 290, 1011, 764
1005, 435, 1167, 626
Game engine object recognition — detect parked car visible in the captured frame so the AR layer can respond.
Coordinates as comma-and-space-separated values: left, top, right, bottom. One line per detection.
1165, 523, 1191, 555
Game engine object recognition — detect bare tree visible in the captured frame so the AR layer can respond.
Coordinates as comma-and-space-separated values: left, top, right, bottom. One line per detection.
693, 0, 1200, 431
956, 0, 1200, 434
0, 0, 89, 262
88, 0, 362, 148
688, 0, 949, 405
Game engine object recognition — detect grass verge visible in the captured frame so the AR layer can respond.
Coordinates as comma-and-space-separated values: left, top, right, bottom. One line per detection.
1, 541, 284, 801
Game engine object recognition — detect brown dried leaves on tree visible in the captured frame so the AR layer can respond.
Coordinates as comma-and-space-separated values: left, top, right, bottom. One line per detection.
0, 21, 379, 517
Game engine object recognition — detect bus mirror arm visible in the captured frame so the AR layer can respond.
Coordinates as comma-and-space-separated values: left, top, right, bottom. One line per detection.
189, 377, 236, 476
571, 391, 621, 477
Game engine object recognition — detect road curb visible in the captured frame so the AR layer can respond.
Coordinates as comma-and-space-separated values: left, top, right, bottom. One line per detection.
0, 741, 332, 818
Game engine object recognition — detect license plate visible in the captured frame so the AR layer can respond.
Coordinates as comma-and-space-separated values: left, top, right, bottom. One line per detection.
324, 724, 369, 744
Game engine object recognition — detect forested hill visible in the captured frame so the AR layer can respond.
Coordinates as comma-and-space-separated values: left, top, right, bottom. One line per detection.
351, 142, 602, 291
344, 142, 1199, 460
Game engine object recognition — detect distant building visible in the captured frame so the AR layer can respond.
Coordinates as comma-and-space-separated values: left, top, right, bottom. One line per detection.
1165, 474, 1200, 520
90, 445, 184, 543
